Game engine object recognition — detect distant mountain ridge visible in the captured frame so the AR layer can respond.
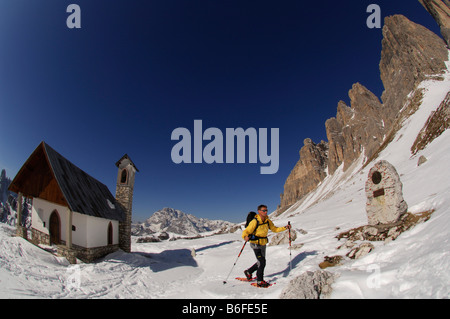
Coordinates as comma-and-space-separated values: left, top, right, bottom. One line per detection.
132, 207, 235, 237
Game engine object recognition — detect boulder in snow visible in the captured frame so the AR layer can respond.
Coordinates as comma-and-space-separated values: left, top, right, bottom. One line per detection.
280, 270, 337, 299
268, 228, 297, 246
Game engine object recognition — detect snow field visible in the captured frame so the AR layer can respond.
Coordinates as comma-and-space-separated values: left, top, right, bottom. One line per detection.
1, 57, 449, 299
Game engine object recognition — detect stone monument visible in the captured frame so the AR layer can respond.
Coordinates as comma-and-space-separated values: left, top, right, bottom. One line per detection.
365, 160, 408, 225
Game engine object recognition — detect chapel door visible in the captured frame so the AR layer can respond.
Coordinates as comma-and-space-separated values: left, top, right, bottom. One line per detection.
108, 222, 113, 245
49, 210, 61, 245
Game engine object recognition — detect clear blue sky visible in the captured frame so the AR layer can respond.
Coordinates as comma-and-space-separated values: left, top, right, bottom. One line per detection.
0, 1, 441, 223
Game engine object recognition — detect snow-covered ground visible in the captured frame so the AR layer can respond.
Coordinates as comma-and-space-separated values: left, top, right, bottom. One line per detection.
1, 59, 449, 299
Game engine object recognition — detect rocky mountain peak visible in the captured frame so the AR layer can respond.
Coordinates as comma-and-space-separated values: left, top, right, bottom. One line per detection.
326, 82, 385, 175
380, 14, 448, 114
279, 139, 328, 210
278, 8, 450, 214
419, 0, 450, 46
133, 207, 235, 237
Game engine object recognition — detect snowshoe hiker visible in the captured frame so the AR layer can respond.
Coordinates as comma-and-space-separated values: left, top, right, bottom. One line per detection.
242, 205, 291, 287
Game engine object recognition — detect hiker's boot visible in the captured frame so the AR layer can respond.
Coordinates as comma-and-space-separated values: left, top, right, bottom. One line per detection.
244, 270, 253, 281
257, 280, 270, 288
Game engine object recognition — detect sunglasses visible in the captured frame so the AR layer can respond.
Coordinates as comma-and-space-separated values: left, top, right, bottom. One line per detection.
259, 209, 268, 212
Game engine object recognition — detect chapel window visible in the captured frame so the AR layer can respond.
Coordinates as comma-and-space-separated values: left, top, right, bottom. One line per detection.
120, 169, 128, 184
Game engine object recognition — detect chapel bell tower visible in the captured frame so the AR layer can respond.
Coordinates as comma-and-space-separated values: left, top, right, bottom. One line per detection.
115, 154, 138, 253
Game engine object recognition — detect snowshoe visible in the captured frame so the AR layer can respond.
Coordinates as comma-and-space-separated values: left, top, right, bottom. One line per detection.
255, 280, 271, 288
236, 276, 256, 282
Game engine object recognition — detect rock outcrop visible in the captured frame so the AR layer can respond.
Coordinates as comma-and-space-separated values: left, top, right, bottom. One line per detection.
279, 139, 328, 210
278, 12, 449, 213
268, 228, 297, 246
380, 15, 448, 115
326, 83, 386, 175
337, 210, 435, 253
280, 270, 337, 299
419, 0, 450, 46
411, 91, 450, 155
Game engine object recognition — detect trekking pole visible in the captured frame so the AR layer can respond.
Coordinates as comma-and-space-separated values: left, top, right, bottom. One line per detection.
288, 221, 292, 271
223, 241, 247, 284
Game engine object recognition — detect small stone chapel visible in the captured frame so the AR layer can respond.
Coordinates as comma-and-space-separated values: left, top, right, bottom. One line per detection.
8, 141, 138, 263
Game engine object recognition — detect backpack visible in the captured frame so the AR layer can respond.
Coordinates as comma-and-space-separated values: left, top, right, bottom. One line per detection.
245, 211, 269, 244
245, 211, 257, 227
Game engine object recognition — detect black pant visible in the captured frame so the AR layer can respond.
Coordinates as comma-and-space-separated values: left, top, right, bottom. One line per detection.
247, 243, 266, 281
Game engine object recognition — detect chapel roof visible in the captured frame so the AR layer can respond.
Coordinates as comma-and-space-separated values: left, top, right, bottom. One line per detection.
115, 154, 139, 172
9, 141, 126, 222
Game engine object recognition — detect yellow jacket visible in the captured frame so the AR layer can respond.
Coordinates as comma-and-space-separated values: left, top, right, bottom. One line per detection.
242, 214, 286, 246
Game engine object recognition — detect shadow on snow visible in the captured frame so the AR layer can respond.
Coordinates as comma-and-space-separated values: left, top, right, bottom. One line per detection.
103, 248, 198, 272
266, 250, 318, 279
195, 240, 235, 253
103, 241, 235, 272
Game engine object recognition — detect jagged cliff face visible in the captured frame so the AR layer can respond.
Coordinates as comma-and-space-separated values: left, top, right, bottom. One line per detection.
280, 139, 328, 208
278, 12, 449, 213
326, 83, 385, 175
380, 15, 448, 115
419, 0, 450, 46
